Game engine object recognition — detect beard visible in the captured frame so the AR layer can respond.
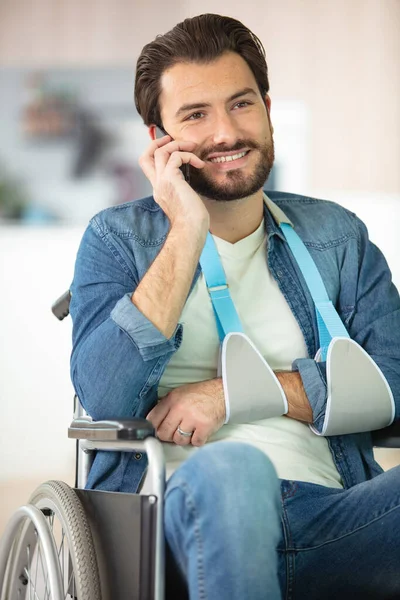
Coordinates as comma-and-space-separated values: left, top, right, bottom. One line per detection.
187, 137, 275, 202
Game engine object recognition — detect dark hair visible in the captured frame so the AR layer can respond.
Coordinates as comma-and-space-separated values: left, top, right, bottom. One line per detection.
134, 13, 269, 127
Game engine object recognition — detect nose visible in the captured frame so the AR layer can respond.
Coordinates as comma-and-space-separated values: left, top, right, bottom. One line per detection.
210, 111, 238, 146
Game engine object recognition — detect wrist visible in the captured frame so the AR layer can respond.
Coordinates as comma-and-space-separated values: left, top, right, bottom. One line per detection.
204, 377, 226, 423
171, 214, 209, 240
276, 371, 313, 423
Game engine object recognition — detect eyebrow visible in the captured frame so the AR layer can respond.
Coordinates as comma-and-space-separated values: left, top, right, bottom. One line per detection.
174, 87, 258, 119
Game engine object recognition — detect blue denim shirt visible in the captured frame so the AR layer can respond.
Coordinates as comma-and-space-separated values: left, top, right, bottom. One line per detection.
70, 191, 400, 493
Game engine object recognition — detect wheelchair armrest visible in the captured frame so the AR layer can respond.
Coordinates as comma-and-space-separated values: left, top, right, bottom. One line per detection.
52, 290, 71, 321
371, 420, 400, 448
68, 417, 155, 441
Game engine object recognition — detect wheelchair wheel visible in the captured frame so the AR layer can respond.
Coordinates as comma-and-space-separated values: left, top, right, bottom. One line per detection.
3, 480, 101, 600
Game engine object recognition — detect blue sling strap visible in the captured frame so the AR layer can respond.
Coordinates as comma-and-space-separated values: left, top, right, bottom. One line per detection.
199, 232, 243, 342
280, 223, 349, 360
200, 219, 349, 361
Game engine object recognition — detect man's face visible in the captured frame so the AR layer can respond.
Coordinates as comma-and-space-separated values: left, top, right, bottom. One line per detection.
158, 51, 275, 201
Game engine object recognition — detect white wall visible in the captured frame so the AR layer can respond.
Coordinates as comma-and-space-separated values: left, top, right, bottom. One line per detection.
0, 0, 183, 65
182, 0, 400, 196
0, 226, 85, 479
0, 226, 84, 532
1, 1, 399, 195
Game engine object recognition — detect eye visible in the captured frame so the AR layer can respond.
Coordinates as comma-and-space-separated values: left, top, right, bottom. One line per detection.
233, 101, 252, 109
187, 112, 205, 121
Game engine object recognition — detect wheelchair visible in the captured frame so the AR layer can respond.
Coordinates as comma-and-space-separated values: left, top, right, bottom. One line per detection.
0, 290, 399, 600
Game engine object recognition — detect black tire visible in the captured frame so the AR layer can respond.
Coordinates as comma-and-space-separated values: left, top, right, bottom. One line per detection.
3, 480, 101, 600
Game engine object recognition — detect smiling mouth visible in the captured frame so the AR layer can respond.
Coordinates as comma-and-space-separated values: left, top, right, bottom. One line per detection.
208, 150, 250, 164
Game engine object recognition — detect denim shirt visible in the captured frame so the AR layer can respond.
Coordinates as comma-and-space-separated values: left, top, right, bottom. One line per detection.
70, 191, 400, 493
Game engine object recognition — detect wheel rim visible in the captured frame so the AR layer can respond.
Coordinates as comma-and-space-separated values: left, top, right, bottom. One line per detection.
8, 503, 78, 600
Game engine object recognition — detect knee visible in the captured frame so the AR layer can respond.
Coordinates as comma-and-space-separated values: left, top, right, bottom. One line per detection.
205, 441, 277, 484
168, 441, 280, 505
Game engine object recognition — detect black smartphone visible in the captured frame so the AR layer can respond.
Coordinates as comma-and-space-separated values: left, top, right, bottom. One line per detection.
156, 125, 191, 184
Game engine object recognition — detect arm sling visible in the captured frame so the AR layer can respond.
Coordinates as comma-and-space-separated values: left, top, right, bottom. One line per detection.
199, 207, 394, 436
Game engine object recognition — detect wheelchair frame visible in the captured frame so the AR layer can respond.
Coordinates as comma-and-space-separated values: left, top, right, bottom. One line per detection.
0, 398, 167, 600
69, 403, 166, 600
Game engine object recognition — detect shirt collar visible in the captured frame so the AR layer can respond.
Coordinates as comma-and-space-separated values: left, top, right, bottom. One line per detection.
263, 192, 293, 240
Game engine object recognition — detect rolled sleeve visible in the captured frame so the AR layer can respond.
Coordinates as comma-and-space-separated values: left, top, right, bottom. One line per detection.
70, 219, 184, 420
111, 292, 183, 360
292, 358, 327, 433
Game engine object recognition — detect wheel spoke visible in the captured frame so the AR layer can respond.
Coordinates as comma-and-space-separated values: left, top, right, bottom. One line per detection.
30, 581, 41, 600
23, 514, 73, 600
57, 529, 65, 586
33, 538, 41, 600
8, 483, 100, 600
34, 534, 40, 599
26, 539, 42, 600
26, 544, 31, 600
24, 563, 41, 600
36, 536, 50, 599
65, 567, 75, 599
60, 529, 65, 583
48, 510, 64, 599
37, 537, 46, 600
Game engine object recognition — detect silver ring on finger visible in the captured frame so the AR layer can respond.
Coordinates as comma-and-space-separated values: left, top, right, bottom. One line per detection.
177, 426, 194, 438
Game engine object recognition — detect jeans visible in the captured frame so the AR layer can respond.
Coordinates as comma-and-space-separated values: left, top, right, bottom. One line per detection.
165, 442, 282, 600
164, 442, 400, 600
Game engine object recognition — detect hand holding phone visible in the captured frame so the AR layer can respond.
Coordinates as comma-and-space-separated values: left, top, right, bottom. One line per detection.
139, 126, 209, 232
157, 126, 191, 184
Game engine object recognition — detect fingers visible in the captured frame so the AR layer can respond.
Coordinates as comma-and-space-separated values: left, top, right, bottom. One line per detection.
158, 417, 206, 447
153, 139, 197, 169
173, 423, 198, 446
154, 404, 196, 445
147, 403, 196, 446
146, 395, 185, 443
157, 414, 180, 443
153, 147, 204, 187
146, 391, 211, 447
150, 414, 195, 446
162, 150, 205, 176
139, 135, 172, 183
190, 430, 207, 447
146, 397, 170, 430
140, 137, 200, 185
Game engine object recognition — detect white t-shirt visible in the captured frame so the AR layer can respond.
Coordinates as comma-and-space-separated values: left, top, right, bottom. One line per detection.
158, 213, 343, 488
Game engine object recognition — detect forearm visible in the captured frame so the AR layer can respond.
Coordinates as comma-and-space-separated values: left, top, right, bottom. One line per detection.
70, 221, 184, 419
204, 373, 312, 424
132, 222, 207, 339
275, 371, 312, 423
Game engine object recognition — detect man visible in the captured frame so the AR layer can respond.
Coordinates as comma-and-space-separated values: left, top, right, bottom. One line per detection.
70, 14, 400, 599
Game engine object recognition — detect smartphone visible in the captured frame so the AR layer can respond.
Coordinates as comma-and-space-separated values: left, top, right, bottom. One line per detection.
156, 125, 191, 184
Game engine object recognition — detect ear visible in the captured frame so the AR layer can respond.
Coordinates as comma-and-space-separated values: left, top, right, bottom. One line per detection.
264, 94, 274, 135
148, 125, 157, 141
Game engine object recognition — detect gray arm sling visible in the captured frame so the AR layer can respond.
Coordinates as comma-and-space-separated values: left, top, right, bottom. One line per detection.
200, 197, 394, 434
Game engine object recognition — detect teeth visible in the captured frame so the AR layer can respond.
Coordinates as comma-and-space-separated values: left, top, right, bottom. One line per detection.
209, 151, 247, 163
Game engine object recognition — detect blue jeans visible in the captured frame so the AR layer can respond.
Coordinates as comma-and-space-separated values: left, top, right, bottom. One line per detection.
164, 442, 400, 600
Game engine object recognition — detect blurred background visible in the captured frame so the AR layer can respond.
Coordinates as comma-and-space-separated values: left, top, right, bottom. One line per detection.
1, 0, 399, 534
